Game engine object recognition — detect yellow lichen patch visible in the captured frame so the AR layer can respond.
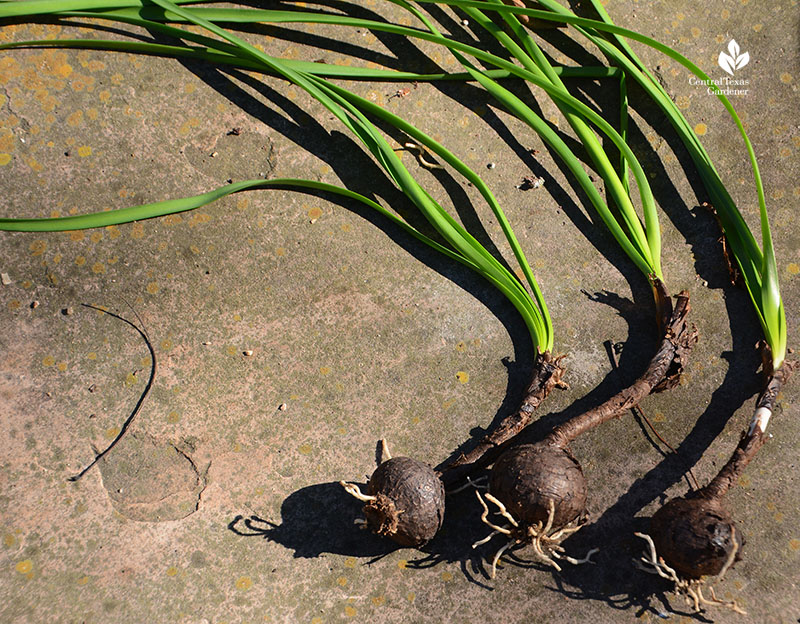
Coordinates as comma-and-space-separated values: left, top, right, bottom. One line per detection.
344, 557, 356, 569
235, 576, 252, 590
77, 145, 92, 157
77, 575, 90, 585
56, 362, 67, 372
15, 559, 33, 575
787, 263, 800, 275
86, 59, 106, 72
188, 213, 211, 227
676, 95, 690, 110
455, 341, 467, 352
653, 411, 665, 423
232, 313, 242, 322
161, 339, 173, 351
780, 73, 793, 84
298, 444, 312, 455
4, 533, 16, 547
87, 352, 97, 360
0, 153, 11, 166
0, 57, 22, 85
24, 156, 42, 172
0, 114, 19, 129
105, 225, 120, 239
124, 372, 137, 386
337, 576, 348, 586
694, 123, 707, 136
781, 147, 792, 158
371, 596, 386, 606
406, 592, 416, 603
91, 262, 105, 274
130, 222, 144, 239
105, 427, 120, 439
455, 371, 469, 384
790, 539, 800, 551
0, 128, 15, 152
226, 345, 237, 356
162, 214, 182, 226
344, 606, 357, 617
441, 571, 453, 582
42, 355, 55, 367
57, 63, 73, 78
75, 255, 86, 266
178, 116, 200, 136
166, 566, 179, 577
146, 282, 159, 295
7, 300, 21, 311
307, 205, 323, 220
28, 240, 47, 256
167, 411, 181, 424
771, 189, 785, 200
738, 474, 751, 487
98, 89, 111, 103
70, 74, 95, 92
691, 27, 701, 38
320, 366, 331, 376
90, 231, 103, 244
66, 110, 83, 127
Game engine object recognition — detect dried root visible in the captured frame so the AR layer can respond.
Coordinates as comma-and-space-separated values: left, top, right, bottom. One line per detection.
634, 532, 746, 615
473, 491, 597, 577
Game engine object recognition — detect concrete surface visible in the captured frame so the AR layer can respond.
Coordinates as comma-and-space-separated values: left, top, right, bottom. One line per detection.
0, 1, 798, 622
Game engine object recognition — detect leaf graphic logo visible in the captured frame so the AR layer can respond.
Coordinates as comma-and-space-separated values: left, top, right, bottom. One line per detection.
718, 39, 750, 76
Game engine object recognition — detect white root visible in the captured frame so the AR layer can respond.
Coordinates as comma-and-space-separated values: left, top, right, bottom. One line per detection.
552, 547, 599, 566
634, 532, 746, 615
339, 480, 376, 503
484, 493, 519, 528
473, 493, 595, 576
489, 540, 513, 579
472, 529, 506, 549
379, 438, 392, 463
446, 475, 488, 494
475, 490, 512, 535
716, 526, 739, 581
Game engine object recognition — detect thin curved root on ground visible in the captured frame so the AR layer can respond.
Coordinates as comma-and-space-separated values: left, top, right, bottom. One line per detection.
634, 532, 746, 615
473, 491, 598, 577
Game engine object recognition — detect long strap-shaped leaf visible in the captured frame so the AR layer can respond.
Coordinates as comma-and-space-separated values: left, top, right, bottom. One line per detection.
0, 0, 553, 352
418, 0, 785, 368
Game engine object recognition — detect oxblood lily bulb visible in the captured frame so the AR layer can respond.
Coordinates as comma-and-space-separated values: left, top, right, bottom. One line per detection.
341, 442, 445, 547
